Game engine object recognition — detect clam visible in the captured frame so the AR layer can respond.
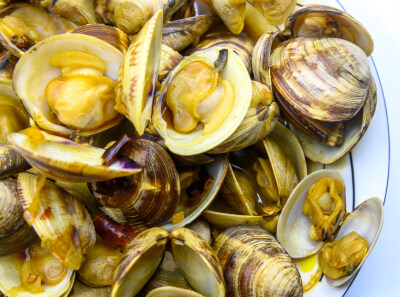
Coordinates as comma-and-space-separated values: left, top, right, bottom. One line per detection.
289, 77, 377, 164
285, 4, 374, 56
213, 225, 303, 297
0, 243, 75, 297
0, 78, 29, 144
115, 10, 163, 136
321, 197, 383, 286
194, 29, 255, 72
0, 3, 76, 57
146, 287, 205, 297
13, 33, 124, 136
152, 48, 252, 155
209, 0, 246, 34
112, 227, 225, 297
90, 137, 180, 228
243, 2, 278, 41
162, 14, 217, 52
277, 169, 346, 258
8, 127, 141, 182
77, 237, 123, 287
249, 0, 297, 25
0, 179, 37, 256
95, 0, 187, 35
162, 154, 228, 231
17, 172, 96, 270
40, 0, 98, 25
0, 144, 30, 179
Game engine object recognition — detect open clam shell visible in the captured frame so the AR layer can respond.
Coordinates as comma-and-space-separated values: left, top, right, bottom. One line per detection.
111, 227, 169, 297
170, 228, 225, 297
8, 128, 141, 182
277, 169, 346, 259
285, 4, 374, 56
17, 172, 96, 270
146, 287, 205, 297
0, 255, 75, 297
0, 179, 37, 256
115, 10, 163, 136
162, 154, 228, 231
12, 33, 124, 136
325, 197, 383, 286
152, 48, 252, 155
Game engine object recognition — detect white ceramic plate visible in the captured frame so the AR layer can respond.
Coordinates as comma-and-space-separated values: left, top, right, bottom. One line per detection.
292, 1, 389, 296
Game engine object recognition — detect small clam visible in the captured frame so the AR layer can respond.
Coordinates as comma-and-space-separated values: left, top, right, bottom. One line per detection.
321, 197, 383, 286
0, 243, 75, 297
213, 225, 303, 297
115, 10, 163, 136
210, 0, 246, 34
8, 127, 141, 182
17, 172, 96, 270
285, 4, 374, 56
0, 3, 76, 57
277, 169, 346, 258
112, 227, 224, 297
90, 137, 180, 228
0, 179, 37, 256
0, 144, 30, 179
41, 0, 98, 25
152, 48, 252, 155
13, 33, 125, 136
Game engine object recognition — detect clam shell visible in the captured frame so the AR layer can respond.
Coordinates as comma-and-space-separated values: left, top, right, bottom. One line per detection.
170, 228, 225, 297
146, 287, 205, 297
8, 128, 141, 182
12, 33, 124, 136
111, 227, 169, 297
289, 78, 377, 164
90, 138, 180, 227
277, 169, 346, 259
326, 197, 383, 286
159, 44, 183, 81
115, 10, 163, 136
285, 4, 374, 56
0, 179, 37, 256
0, 144, 30, 179
69, 280, 110, 297
17, 172, 96, 270
41, 0, 98, 25
162, 154, 228, 231
152, 48, 252, 155
249, 0, 297, 25
162, 15, 217, 51
210, 0, 246, 34
213, 225, 303, 297
0, 256, 75, 297
271, 37, 371, 122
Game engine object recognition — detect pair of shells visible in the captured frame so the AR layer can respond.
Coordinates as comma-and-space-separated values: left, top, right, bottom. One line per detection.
203, 122, 307, 233
277, 169, 384, 286
252, 4, 376, 164
111, 227, 225, 297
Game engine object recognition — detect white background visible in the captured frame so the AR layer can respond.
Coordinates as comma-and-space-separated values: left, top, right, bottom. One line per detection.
339, 0, 400, 296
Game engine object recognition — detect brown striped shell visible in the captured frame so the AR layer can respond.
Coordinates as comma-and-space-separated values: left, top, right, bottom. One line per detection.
213, 225, 303, 297
0, 179, 37, 256
0, 144, 30, 179
90, 138, 180, 228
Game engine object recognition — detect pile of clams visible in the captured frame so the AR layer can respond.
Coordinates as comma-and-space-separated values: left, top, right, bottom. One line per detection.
0, 0, 384, 297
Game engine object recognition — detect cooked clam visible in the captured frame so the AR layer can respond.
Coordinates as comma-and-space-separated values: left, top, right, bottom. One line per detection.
8, 127, 141, 182
17, 172, 96, 270
277, 169, 346, 258
146, 287, 205, 297
249, 0, 297, 25
40, 0, 98, 25
0, 144, 30, 179
0, 243, 75, 297
13, 33, 124, 136
214, 225, 303, 296
0, 179, 37, 256
152, 48, 252, 155
90, 137, 180, 227
0, 3, 76, 57
69, 280, 110, 297
210, 0, 246, 34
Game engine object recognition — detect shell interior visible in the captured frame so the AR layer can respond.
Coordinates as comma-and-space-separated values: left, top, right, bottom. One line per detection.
326, 197, 383, 286
277, 169, 346, 258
